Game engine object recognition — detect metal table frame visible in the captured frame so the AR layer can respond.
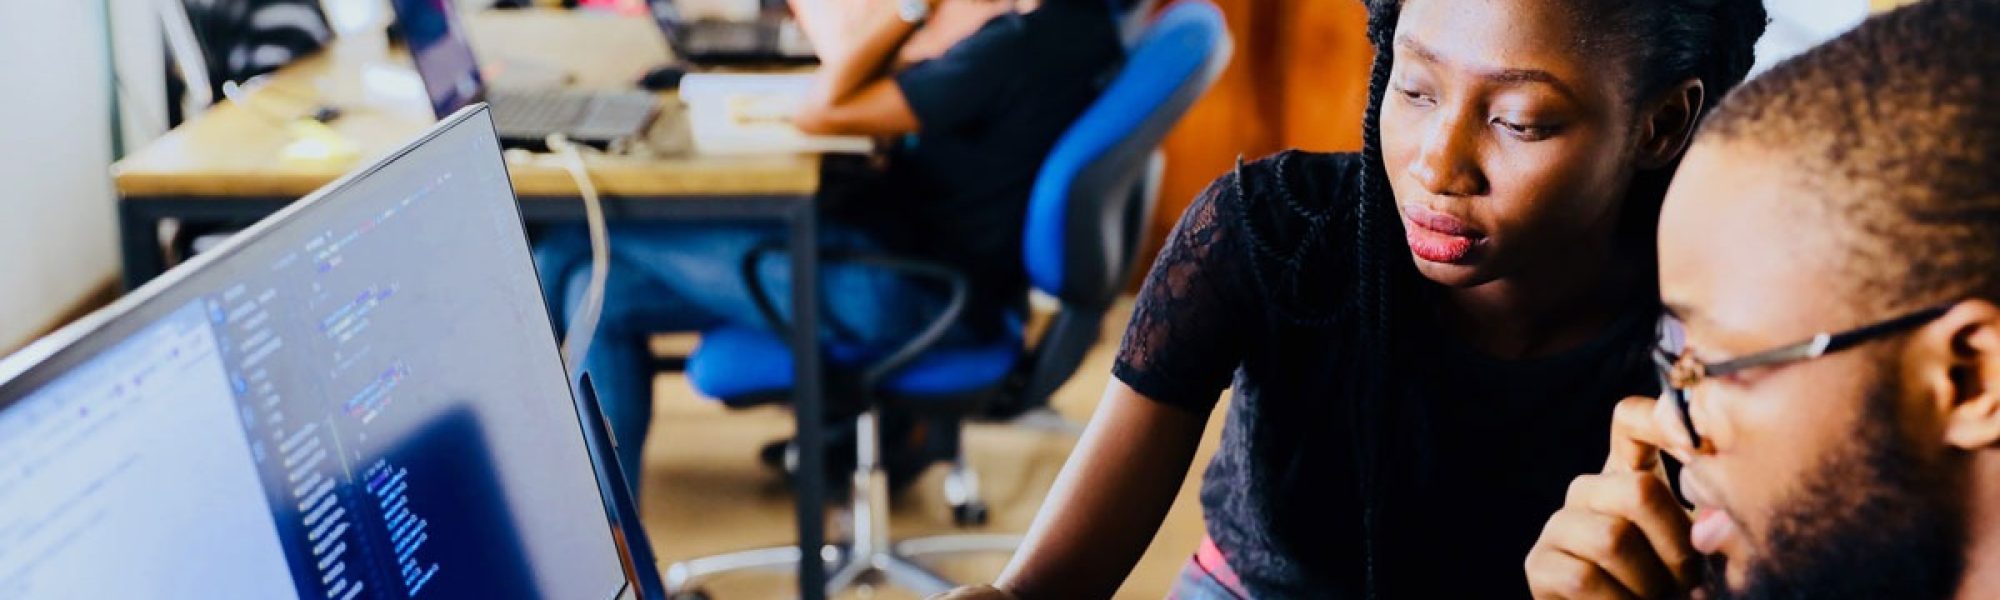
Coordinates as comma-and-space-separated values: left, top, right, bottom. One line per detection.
117, 191, 833, 600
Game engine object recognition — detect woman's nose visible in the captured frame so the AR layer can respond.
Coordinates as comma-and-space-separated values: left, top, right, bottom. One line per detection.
1407, 112, 1488, 197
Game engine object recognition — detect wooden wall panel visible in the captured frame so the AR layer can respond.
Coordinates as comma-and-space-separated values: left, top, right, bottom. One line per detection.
1136, 0, 1372, 286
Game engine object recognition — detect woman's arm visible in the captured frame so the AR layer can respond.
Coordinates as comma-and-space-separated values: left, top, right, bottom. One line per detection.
991, 381, 1210, 599
936, 174, 1254, 600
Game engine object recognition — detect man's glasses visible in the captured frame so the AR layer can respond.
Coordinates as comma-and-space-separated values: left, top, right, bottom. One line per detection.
1652, 303, 1954, 449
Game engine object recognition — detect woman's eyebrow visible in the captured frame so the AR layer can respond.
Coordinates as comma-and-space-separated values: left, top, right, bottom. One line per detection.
1394, 35, 1580, 101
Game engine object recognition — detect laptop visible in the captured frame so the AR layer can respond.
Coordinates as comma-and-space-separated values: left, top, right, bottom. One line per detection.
392, 0, 659, 148
0, 107, 660, 600
650, 0, 818, 65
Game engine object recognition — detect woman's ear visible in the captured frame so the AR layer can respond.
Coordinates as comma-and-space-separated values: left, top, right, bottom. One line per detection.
1636, 77, 1706, 170
1923, 299, 2000, 451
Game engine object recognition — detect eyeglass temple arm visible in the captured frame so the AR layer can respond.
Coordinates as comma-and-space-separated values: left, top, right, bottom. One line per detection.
1704, 304, 1955, 379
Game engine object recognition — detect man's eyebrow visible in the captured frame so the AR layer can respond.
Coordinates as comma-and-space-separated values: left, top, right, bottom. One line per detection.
1393, 36, 1580, 101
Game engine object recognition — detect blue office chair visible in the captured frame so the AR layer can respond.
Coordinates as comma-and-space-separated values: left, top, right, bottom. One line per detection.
664, 2, 1231, 595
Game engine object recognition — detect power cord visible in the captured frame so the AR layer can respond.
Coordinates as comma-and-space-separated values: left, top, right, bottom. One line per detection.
546, 133, 613, 382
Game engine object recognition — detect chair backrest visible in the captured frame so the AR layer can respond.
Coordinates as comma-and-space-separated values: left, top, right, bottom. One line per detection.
1111, 0, 1160, 48
1003, 0, 1230, 413
170, 0, 332, 113
1024, 0, 1230, 306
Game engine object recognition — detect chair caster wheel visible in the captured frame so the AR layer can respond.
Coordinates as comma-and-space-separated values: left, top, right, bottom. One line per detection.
953, 501, 989, 527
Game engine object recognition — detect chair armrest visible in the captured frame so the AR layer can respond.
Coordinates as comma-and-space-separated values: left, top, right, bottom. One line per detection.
737, 244, 972, 389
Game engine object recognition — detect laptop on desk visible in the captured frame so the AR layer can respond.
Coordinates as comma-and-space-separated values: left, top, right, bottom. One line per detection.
651, 0, 818, 65
0, 107, 661, 600
392, 0, 659, 149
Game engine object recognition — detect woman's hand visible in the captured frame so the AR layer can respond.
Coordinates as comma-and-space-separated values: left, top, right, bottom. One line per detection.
926, 585, 1020, 600
1525, 395, 1699, 599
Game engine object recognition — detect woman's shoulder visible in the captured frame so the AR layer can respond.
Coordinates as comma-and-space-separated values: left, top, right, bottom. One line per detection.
1199, 150, 1366, 325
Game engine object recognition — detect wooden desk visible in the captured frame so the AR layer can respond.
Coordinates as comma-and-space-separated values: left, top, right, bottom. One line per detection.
113, 10, 824, 203
112, 10, 837, 599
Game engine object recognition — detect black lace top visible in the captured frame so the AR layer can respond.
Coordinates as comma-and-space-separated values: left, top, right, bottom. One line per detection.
1114, 151, 1661, 598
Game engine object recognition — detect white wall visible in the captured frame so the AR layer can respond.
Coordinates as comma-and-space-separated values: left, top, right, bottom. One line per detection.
1754, 0, 1870, 76
0, 0, 123, 351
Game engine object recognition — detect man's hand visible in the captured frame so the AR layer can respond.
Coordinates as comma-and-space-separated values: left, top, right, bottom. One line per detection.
926, 585, 1019, 600
1525, 395, 1698, 599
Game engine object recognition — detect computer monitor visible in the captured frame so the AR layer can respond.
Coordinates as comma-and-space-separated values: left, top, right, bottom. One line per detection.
395, 0, 484, 118
0, 107, 632, 600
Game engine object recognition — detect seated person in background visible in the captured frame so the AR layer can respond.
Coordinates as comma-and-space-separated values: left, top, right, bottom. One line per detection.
1525, 2, 2000, 598
533, 0, 1123, 493
941, 0, 1766, 597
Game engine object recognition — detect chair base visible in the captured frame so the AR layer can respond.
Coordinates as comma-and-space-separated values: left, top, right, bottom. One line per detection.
662, 534, 1024, 598
663, 411, 1021, 598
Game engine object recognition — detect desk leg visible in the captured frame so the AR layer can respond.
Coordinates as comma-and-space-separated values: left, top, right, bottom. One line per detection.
118, 201, 166, 292
788, 202, 828, 600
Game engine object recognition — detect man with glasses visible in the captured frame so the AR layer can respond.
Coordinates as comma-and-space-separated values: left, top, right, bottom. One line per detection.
1524, 1, 2000, 599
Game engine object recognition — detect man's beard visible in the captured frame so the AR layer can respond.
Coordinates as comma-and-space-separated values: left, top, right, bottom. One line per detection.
1701, 377, 1966, 600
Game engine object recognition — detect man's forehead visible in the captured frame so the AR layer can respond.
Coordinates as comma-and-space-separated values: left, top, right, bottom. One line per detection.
1659, 141, 1854, 342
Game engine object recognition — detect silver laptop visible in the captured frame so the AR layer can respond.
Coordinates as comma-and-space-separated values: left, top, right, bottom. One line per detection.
651, 0, 818, 65
393, 0, 659, 148
0, 107, 640, 600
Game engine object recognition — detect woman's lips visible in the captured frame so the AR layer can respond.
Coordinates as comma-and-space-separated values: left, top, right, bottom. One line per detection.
1402, 203, 1484, 264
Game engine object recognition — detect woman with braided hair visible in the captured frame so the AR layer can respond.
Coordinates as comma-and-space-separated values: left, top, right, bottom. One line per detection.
940, 0, 1768, 598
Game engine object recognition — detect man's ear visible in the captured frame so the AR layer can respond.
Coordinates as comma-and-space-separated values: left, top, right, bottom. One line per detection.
1635, 78, 1705, 170
1919, 299, 2000, 450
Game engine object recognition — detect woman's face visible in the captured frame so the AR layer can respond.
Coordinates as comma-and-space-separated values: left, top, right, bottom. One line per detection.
1381, 0, 1655, 288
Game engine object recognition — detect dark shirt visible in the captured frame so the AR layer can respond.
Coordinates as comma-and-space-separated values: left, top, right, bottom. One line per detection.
1114, 151, 1661, 597
875, 0, 1124, 309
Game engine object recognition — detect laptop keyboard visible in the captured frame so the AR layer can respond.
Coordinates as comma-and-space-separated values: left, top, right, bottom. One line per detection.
492, 90, 659, 142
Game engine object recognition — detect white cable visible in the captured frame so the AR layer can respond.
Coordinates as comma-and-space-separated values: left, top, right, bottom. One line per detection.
547, 134, 613, 382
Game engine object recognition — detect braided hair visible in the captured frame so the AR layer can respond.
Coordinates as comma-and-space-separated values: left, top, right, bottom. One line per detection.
1344, 1, 1767, 596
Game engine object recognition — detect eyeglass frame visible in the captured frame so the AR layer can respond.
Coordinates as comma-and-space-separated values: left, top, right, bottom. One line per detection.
1651, 303, 1956, 448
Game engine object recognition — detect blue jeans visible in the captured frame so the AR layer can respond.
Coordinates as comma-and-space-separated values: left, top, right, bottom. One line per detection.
532, 221, 956, 492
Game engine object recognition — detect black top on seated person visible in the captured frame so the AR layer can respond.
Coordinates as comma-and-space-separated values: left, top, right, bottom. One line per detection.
958, 0, 1771, 598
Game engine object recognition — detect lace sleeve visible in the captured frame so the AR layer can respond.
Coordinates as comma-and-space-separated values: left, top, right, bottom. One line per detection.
1111, 170, 1259, 413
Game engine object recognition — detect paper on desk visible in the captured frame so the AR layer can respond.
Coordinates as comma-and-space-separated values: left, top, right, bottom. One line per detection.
678, 73, 874, 156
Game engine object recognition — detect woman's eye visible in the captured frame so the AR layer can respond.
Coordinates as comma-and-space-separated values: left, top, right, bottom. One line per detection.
1394, 85, 1435, 107
1492, 117, 1554, 141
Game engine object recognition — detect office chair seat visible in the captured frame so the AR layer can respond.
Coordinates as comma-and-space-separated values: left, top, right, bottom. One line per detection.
686, 320, 1024, 404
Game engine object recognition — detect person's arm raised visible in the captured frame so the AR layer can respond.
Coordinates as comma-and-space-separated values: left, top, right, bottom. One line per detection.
789, 0, 931, 136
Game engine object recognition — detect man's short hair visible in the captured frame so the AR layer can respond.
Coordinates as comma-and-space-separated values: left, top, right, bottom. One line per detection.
1699, 0, 2000, 312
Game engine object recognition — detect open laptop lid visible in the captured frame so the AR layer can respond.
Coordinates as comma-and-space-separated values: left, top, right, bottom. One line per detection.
0, 106, 633, 600
648, 0, 817, 63
390, 0, 486, 118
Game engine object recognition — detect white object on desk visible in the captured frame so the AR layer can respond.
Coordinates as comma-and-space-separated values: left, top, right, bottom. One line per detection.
678, 73, 874, 156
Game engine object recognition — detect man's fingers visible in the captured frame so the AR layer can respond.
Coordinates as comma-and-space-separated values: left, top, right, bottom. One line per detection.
1568, 472, 1700, 589
1653, 391, 1698, 463
1526, 523, 1647, 600
1534, 507, 1676, 598
1606, 395, 1669, 473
